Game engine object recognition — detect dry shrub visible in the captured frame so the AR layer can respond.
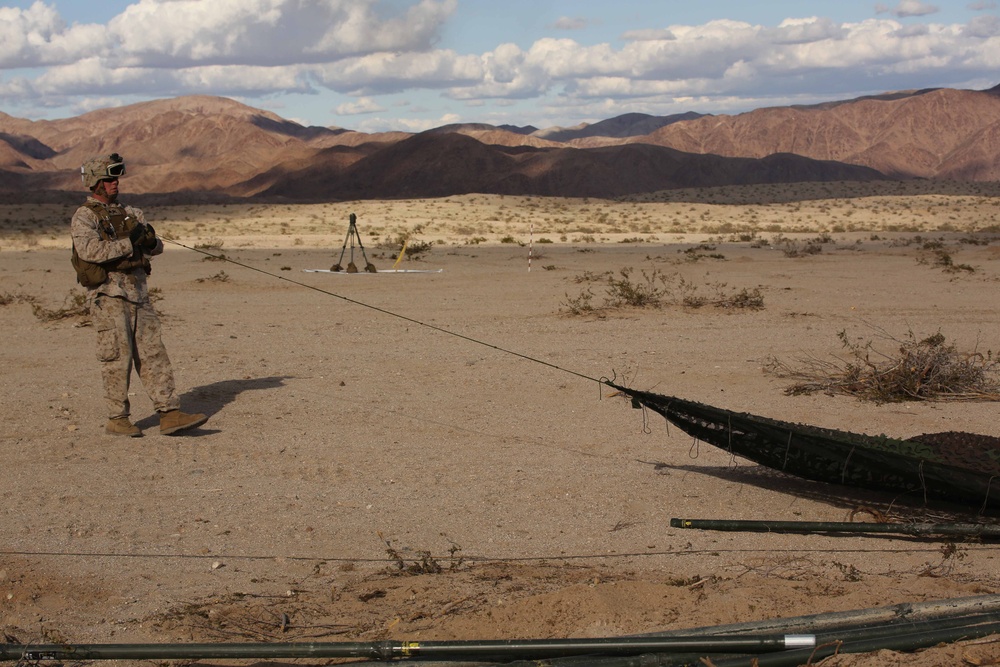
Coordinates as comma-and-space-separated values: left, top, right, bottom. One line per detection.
766, 329, 1000, 403
196, 270, 230, 283
376, 233, 433, 260
29, 291, 88, 322
605, 267, 671, 308
562, 287, 596, 315
0, 291, 37, 307
707, 284, 764, 310
403, 239, 433, 260
563, 268, 764, 314
4, 290, 96, 323
379, 532, 464, 576
920, 248, 975, 273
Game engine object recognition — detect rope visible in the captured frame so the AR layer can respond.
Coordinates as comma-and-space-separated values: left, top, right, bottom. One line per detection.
0, 545, 979, 565
164, 238, 603, 386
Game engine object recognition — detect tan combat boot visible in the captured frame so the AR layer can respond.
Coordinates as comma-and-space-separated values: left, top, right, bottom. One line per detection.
159, 409, 208, 435
106, 417, 142, 437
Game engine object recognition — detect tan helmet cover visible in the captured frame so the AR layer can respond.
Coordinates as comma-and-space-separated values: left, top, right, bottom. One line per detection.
80, 153, 126, 189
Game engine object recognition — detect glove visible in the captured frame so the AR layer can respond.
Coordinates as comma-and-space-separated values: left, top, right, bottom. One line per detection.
141, 223, 158, 250
128, 223, 157, 251
128, 223, 146, 247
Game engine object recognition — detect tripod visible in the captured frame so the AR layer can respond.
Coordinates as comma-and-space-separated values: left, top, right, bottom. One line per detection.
330, 213, 376, 273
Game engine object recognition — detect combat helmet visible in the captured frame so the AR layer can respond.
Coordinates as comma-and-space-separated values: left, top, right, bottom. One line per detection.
80, 153, 126, 189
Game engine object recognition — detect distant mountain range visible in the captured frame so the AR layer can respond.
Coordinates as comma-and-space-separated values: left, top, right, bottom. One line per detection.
1, 84, 998, 203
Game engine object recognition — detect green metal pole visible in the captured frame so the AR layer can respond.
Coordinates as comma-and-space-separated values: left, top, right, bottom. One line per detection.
670, 518, 1000, 538
540, 610, 1000, 666
0, 635, 814, 662
708, 618, 1000, 667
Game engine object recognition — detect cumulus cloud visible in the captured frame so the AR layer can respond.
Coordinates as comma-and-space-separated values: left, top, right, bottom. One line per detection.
968, 0, 997, 9
0, 0, 457, 71
1, 1, 998, 128
876, 1, 940, 18
353, 112, 459, 133
0, 2, 109, 68
549, 17, 588, 30
26, 58, 312, 98
107, 0, 457, 67
621, 28, 676, 41
443, 15, 1000, 107
965, 14, 1000, 37
766, 17, 846, 44
0, 0, 459, 109
314, 49, 482, 94
335, 96, 383, 115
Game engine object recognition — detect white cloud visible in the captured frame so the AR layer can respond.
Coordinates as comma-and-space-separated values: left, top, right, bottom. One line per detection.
624, 20, 770, 80
893, 24, 931, 37
0, 0, 462, 109
71, 96, 130, 115
766, 17, 846, 45
445, 15, 999, 106
879, 1, 940, 18
26, 58, 312, 97
335, 96, 383, 115
620, 28, 676, 41
314, 49, 482, 94
968, 0, 997, 9
965, 15, 1000, 37
29, 58, 168, 96
107, 0, 457, 67
549, 17, 587, 31
0, 2, 109, 68
353, 112, 459, 133
1, 2, 998, 127
174, 64, 314, 95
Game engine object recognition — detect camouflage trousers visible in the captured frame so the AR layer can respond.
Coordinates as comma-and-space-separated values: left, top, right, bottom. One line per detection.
91, 295, 180, 419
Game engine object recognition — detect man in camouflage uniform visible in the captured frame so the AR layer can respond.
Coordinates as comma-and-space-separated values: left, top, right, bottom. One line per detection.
71, 153, 208, 437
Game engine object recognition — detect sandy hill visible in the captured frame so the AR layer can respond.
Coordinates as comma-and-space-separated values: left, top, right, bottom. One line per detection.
0, 85, 996, 202
537, 111, 707, 142
257, 132, 883, 201
633, 87, 1000, 180
0, 96, 352, 195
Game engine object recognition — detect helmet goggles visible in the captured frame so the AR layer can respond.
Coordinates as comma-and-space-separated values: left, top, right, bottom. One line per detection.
81, 153, 126, 188
104, 153, 126, 178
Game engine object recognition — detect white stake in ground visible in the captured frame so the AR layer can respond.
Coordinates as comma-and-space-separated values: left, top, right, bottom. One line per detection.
528, 223, 533, 272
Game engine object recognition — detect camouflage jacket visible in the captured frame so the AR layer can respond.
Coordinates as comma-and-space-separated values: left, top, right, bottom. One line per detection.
70, 198, 163, 304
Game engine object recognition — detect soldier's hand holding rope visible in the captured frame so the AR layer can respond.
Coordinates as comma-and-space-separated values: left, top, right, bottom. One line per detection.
128, 221, 158, 250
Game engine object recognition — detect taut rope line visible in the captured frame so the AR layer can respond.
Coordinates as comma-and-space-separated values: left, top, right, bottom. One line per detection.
164, 238, 603, 386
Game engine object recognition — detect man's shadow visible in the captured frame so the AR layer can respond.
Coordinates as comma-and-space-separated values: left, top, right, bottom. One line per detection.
135, 376, 291, 433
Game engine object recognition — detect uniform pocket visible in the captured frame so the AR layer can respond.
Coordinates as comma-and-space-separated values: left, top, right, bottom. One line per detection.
96, 323, 120, 362
93, 298, 121, 362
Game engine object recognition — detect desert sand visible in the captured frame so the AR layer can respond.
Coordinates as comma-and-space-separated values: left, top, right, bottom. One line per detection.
2, 185, 1000, 666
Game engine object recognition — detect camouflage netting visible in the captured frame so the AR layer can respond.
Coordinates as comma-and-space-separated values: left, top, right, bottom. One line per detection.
610, 383, 1000, 511
907, 431, 1000, 475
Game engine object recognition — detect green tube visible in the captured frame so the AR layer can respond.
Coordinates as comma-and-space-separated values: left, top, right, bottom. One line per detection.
536, 614, 1000, 667
709, 618, 1000, 667
670, 518, 1000, 538
0, 635, 813, 662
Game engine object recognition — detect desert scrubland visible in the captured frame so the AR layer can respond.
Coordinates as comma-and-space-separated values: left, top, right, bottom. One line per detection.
2, 181, 1000, 666
3, 181, 1000, 251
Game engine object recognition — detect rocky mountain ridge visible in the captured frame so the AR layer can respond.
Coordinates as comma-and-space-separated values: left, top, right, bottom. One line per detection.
0, 85, 997, 202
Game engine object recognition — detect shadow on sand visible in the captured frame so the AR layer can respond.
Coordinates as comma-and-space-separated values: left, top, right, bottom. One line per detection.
644, 460, 996, 522
180, 376, 292, 414
134, 376, 291, 434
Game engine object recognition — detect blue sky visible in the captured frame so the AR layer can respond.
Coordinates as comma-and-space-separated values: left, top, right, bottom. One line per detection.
1, 0, 997, 132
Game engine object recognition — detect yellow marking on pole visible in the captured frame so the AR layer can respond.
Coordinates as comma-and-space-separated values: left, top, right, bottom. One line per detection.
393, 240, 408, 269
